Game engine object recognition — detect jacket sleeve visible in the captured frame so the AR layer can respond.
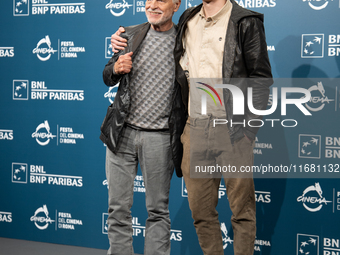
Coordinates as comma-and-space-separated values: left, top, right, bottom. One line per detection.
103, 31, 129, 86
240, 17, 273, 139
240, 17, 272, 80
103, 51, 125, 86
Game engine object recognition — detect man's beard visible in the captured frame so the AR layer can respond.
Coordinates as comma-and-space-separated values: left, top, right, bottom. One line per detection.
146, 8, 173, 26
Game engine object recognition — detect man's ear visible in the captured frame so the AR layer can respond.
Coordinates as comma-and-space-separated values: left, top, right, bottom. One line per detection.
174, 0, 181, 12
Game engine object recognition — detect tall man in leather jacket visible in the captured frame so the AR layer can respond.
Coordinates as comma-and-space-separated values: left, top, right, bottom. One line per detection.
174, 0, 272, 254
100, 0, 186, 254
111, 0, 272, 254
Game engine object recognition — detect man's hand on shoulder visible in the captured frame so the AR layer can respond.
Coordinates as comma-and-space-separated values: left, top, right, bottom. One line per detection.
114, 52, 133, 75
111, 27, 127, 53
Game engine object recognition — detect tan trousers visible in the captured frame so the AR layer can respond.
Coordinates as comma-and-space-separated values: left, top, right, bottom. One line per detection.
181, 117, 256, 255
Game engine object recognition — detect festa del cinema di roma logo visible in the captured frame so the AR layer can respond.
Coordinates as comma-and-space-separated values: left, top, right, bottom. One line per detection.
31, 120, 84, 146
31, 120, 56, 146
32, 35, 85, 61
297, 182, 332, 212
304, 81, 334, 112
106, 0, 132, 17
30, 205, 55, 230
32, 35, 57, 61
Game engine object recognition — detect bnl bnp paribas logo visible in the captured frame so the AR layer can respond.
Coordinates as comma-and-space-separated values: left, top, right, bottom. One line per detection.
13, 0, 29, 16
105, 37, 114, 58
299, 134, 340, 159
12, 163, 83, 187
0, 129, 14, 140
299, 134, 321, 159
302, 34, 340, 57
12, 163, 28, 183
181, 177, 227, 198
297, 234, 340, 255
297, 234, 319, 255
182, 177, 227, 198
0, 46, 14, 58
13, 80, 85, 101
102, 215, 183, 242
13, 0, 86, 16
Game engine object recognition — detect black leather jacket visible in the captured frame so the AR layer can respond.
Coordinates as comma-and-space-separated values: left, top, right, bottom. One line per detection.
174, 0, 273, 143
100, 22, 186, 177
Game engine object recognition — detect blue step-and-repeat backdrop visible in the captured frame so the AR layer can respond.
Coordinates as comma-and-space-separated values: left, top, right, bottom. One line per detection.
1, 0, 340, 254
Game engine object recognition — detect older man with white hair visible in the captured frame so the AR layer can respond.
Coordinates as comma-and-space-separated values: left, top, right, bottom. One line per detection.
100, 0, 186, 254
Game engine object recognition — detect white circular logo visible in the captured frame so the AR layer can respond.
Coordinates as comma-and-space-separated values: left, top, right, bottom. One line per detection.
106, 0, 132, 17
31, 120, 56, 146
304, 82, 334, 112
30, 205, 55, 230
297, 183, 332, 212
32, 36, 57, 61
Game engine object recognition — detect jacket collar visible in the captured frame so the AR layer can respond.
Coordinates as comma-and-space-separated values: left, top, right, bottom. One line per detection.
229, 0, 263, 23
124, 22, 151, 54
186, 0, 264, 24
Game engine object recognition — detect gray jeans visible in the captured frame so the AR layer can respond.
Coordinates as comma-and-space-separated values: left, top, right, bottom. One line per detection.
105, 126, 174, 255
